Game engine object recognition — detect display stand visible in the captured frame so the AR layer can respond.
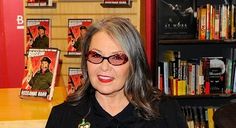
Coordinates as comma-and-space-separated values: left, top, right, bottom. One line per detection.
0, 86, 67, 128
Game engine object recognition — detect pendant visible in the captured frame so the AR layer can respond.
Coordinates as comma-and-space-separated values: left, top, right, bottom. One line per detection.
78, 118, 91, 128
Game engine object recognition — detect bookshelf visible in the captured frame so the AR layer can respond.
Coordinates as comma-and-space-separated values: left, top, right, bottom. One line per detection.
156, 0, 236, 127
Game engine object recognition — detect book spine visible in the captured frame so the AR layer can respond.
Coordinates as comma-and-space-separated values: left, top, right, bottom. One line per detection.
225, 59, 232, 94
231, 5, 235, 39
163, 62, 169, 94
233, 60, 236, 93
221, 5, 227, 39
200, 7, 207, 40
214, 6, 220, 40
210, 5, 214, 40
207, 108, 215, 128
206, 4, 211, 40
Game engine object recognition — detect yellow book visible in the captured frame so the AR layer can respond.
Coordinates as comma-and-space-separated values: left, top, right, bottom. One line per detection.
172, 78, 177, 96
207, 108, 214, 128
200, 7, 207, 40
177, 80, 186, 96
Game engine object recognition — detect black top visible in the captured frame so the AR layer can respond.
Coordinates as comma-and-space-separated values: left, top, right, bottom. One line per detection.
46, 95, 187, 128
213, 102, 236, 128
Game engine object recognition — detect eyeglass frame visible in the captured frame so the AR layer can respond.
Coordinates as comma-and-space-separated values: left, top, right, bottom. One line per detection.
85, 50, 129, 66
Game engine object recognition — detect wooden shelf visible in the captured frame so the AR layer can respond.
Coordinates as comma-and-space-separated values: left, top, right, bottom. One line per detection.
173, 93, 236, 99
159, 39, 236, 45
171, 94, 236, 107
25, 2, 57, 8
64, 54, 81, 58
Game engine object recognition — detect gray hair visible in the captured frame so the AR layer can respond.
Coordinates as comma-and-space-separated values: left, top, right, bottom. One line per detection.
67, 17, 161, 120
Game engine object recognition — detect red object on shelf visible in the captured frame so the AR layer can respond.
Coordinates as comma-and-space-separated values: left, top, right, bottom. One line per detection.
205, 81, 210, 94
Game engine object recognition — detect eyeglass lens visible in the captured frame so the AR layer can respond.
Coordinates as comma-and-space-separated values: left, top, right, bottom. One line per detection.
86, 51, 128, 66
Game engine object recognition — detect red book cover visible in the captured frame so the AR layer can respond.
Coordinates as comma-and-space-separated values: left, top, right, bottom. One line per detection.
26, 19, 50, 53
67, 68, 84, 95
27, 0, 40, 6
67, 19, 92, 55
20, 48, 60, 101
202, 57, 226, 94
39, 0, 48, 6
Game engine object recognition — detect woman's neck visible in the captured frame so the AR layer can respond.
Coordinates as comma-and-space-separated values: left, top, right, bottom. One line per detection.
95, 92, 129, 116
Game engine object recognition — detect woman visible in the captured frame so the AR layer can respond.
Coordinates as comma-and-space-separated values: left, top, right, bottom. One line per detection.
46, 17, 187, 128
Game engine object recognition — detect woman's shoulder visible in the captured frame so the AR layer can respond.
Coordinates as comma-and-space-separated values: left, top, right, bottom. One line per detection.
52, 96, 90, 114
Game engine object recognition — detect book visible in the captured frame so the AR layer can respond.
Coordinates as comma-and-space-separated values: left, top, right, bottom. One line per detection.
186, 106, 194, 128
27, 0, 40, 6
157, 62, 168, 93
67, 68, 84, 95
158, 0, 196, 39
199, 6, 207, 40
214, 5, 220, 40
207, 108, 215, 128
26, 0, 52, 6
192, 106, 200, 128
20, 48, 60, 101
26, 19, 51, 53
39, 0, 47, 6
40, 0, 53, 6
67, 19, 92, 55
199, 107, 207, 128
202, 57, 226, 94
225, 59, 233, 94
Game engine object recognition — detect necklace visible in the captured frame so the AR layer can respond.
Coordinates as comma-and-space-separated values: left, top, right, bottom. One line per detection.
78, 107, 91, 128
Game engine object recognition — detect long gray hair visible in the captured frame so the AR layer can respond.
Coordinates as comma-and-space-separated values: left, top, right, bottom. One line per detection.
66, 17, 162, 120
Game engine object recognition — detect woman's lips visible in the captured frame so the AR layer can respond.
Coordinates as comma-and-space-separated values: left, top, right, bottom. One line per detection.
97, 75, 114, 83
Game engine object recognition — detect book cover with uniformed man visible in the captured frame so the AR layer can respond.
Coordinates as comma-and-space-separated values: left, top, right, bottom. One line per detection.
26, 19, 50, 53
67, 19, 92, 55
67, 68, 84, 95
20, 48, 60, 101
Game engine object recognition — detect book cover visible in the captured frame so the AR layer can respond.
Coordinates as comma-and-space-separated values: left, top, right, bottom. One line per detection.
27, 0, 52, 6
26, 19, 51, 53
202, 57, 226, 94
39, 0, 48, 6
158, 0, 196, 39
67, 19, 92, 55
27, 0, 40, 6
20, 48, 60, 101
67, 68, 84, 95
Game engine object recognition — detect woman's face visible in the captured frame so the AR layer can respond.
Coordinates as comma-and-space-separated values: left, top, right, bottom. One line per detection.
87, 31, 130, 96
